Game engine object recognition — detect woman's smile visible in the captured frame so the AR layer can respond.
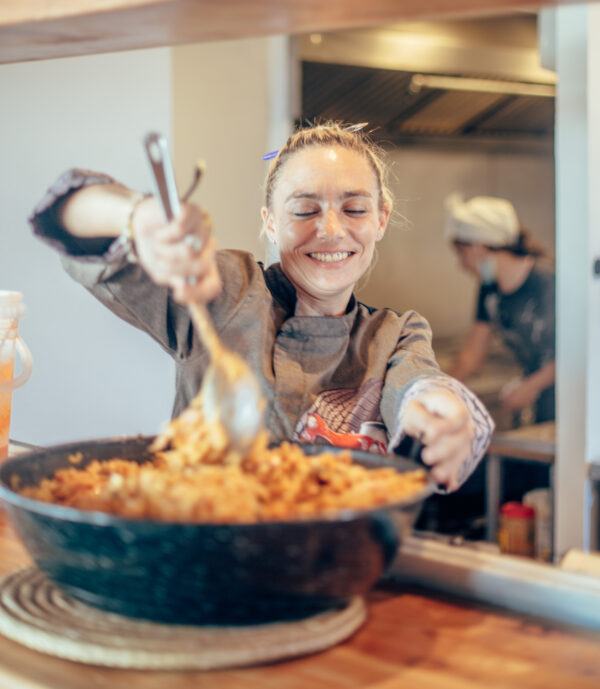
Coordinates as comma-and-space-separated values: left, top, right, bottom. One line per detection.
307, 250, 355, 264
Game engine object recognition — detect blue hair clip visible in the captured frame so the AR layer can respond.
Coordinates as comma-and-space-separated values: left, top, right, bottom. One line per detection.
345, 122, 369, 133
262, 150, 279, 161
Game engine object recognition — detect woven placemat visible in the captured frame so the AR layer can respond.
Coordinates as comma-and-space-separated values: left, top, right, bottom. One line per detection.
0, 567, 367, 670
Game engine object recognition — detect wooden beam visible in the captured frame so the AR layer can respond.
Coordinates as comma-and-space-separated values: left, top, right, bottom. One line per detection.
0, 0, 583, 65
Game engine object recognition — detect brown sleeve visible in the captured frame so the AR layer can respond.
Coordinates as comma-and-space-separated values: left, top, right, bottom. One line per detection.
29, 168, 119, 258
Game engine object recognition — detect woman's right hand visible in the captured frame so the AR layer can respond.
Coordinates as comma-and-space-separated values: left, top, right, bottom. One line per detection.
131, 196, 222, 304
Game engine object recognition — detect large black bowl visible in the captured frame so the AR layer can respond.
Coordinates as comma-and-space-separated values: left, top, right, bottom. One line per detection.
0, 437, 433, 625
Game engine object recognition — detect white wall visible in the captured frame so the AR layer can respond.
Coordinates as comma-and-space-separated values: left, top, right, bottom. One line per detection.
357, 146, 555, 338
172, 39, 272, 259
0, 49, 174, 446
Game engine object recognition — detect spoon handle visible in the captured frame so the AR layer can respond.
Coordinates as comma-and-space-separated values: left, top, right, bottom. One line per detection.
143, 132, 222, 358
143, 132, 181, 220
188, 302, 223, 358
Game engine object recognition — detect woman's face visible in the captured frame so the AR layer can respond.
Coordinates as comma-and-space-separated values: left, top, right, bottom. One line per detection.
262, 145, 389, 316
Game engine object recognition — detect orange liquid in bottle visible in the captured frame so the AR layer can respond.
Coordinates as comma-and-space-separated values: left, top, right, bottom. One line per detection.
0, 359, 15, 461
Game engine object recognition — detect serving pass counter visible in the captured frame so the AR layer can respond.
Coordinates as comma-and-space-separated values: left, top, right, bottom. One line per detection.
0, 508, 598, 689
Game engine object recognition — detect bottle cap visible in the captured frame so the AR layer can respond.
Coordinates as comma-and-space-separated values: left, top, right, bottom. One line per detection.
500, 501, 535, 519
0, 291, 26, 321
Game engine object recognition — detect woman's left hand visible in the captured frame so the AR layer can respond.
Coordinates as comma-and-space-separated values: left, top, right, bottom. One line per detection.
401, 389, 474, 491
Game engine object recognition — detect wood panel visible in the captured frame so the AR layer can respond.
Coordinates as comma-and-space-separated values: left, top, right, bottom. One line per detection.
0, 0, 583, 65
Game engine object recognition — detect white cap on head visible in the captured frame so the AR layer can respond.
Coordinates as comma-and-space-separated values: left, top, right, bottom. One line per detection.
444, 193, 519, 247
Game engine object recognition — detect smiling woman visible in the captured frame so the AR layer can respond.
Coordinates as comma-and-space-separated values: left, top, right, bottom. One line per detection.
261, 144, 389, 317
29, 122, 494, 493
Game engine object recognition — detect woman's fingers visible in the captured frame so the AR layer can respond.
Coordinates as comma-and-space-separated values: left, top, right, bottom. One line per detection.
420, 430, 470, 466
401, 400, 430, 441
154, 205, 212, 245
402, 398, 469, 446
132, 199, 221, 303
170, 238, 222, 303
151, 230, 215, 276
421, 432, 471, 491
430, 461, 463, 493
401, 389, 474, 490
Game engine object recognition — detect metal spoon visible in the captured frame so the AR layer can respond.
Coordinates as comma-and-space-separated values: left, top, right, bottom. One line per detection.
143, 132, 265, 452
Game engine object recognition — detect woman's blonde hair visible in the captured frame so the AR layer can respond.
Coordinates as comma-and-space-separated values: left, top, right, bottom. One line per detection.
263, 122, 393, 214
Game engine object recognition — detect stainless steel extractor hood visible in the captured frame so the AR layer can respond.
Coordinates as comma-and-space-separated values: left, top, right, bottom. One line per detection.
297, 15, 556, 151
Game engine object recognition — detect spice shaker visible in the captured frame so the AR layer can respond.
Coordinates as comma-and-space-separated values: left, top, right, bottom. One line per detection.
523, 488, 553, 562
497, 501, 535, 557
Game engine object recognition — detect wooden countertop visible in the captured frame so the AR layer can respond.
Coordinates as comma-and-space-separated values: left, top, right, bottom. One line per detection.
0, 509, 599, 688
0, 0, 582, 65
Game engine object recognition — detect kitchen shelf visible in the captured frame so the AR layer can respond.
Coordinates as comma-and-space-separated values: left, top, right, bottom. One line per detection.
0, 0, 571, 65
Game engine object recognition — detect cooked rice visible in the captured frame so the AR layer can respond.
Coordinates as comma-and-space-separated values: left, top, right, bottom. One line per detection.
19, 401, 427, 523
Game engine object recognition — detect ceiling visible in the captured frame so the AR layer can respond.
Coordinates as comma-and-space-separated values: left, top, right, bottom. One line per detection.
298, 16, 556, 152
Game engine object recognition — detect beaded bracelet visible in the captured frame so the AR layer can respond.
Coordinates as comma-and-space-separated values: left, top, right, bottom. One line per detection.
113, 161, 204, 263
118, 192, 151, 263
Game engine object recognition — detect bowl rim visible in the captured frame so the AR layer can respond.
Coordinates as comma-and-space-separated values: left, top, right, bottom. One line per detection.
0, 436, 435, 528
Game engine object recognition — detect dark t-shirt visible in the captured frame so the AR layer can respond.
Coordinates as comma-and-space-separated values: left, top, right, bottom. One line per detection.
476, 262, 555, 377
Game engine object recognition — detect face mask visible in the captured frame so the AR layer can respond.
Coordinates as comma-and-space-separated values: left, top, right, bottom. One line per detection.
476, 256, 496, 285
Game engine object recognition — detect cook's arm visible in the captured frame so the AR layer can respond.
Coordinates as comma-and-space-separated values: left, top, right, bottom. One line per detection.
32, 169, 219, 303
500, 360, 555, 412
30, 170, 263, 364
381, 311, 494, 491
29, 169, 124, 256
390, 376, 494, 491
58, 182, 141, 240
448, 321, 493, 381
29, 170, 188, 357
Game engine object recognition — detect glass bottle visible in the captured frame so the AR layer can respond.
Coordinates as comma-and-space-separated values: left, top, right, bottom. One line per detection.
0, 291, 33, 460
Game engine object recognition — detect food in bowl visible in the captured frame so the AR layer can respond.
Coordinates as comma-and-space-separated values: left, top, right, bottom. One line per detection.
0, 371, 433, 624
0, 432, 432, 624
17, 410, 427, 523
16, 363, 428, 523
